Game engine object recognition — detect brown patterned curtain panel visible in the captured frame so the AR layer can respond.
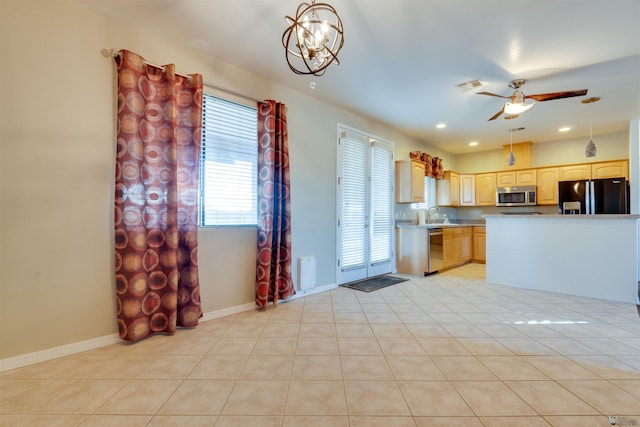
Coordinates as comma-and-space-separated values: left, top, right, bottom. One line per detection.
255, 100, 295, 308
113, 50, 203, 341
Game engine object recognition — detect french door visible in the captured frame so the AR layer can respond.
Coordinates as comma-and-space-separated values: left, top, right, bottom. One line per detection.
337, 128, 394, 285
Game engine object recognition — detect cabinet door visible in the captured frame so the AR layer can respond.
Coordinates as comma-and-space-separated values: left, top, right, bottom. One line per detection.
436, 171, 459, 206
475, 173, 497, 206
496, 172, 515, 187
462, 228, 472, 261
396, 160, 424, 203
558, 164, 591, 181
536, 167, 558, 205
443, 234, 454, 268
516, 169, 537, 186
591, 160, 628, 180
459, 174, 475, 206
472, 230, 486, 262
411, 161, 426, 201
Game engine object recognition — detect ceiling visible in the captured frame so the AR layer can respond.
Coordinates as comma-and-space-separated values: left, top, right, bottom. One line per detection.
75, 0, 640, 154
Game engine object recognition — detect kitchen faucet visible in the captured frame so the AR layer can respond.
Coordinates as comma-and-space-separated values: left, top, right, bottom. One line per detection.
426, 206, 440, 224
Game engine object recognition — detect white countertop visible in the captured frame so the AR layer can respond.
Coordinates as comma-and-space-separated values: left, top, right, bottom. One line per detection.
396, 223, 485, 228
484, 214, 640, 219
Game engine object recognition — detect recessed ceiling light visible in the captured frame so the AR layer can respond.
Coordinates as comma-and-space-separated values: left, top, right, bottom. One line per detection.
559, 127, 571, 132
436, 123, 446, 129
469, 141, 478, 146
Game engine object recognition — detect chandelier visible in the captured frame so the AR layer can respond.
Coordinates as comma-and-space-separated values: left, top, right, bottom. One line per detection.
282, 1, 344, 76
582, 96, 600, 158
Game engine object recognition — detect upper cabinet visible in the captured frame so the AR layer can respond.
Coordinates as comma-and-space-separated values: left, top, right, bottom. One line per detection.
558, 164, 591, 181
558, 160, 629, 181
459, 174, 476, 206
537, 167, 559, 205
396, 159, 425, 203
475, 173, 497, 206
591, 160, 628, 180
437, 171, 460, 206
496, 169, 537, 187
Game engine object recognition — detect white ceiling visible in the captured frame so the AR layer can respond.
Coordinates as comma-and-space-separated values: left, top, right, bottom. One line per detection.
75, 0, 640, 154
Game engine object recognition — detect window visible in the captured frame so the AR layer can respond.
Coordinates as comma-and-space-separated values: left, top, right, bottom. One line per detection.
412, 176, 437, 209
199, 94, 258, 226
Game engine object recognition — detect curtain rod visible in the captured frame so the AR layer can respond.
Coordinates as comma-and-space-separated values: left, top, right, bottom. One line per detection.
110, 49, 261, 104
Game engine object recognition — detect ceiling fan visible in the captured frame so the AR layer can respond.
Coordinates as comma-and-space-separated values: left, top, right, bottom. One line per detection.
478, 79, 588, 121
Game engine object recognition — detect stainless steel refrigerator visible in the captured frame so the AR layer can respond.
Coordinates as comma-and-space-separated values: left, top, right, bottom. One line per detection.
558, 178, 629, 214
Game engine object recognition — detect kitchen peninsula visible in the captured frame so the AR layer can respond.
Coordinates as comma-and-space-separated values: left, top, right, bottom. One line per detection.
485, 214, 640, 304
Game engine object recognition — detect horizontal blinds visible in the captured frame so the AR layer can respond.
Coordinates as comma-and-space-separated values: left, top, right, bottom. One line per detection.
340, 137, 368, 270
370, 144, 393, 264
200, 94, 258, 226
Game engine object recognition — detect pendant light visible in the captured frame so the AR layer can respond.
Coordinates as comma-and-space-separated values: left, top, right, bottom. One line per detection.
582, 96, 600, 158
507, 129, 516, 166
507, 127, 525, 167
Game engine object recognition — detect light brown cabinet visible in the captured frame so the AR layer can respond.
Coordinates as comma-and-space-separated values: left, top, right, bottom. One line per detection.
461, 227, 472, 262
495, 169, 536, 187
472, 226, 486, 263
558, 160, 629, 182
396, 160, 425, 203
443, 227, 473, 269
496, 171, 516, 187
436, 171, 460, 206
516, 169, 537, 186
558, 164, 591, 181
592, 160, 628, 180
443, 227, 462, 269
460, 174, 475, 206
475, 173, 497, 206
536, 167, 559, 205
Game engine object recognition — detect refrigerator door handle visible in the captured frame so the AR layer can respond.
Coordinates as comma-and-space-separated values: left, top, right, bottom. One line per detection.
588, 181, 596, 215
585, 181, 591, 214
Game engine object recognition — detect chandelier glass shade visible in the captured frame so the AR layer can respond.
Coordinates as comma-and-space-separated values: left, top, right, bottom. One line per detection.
282, 1, 344, 76
582, 97, 600, 158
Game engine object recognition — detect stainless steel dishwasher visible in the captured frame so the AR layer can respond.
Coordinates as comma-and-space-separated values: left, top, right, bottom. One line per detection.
427, 228, 444, 274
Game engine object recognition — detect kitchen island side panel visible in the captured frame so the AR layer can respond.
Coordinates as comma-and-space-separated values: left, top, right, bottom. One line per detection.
485, 215, 639, 304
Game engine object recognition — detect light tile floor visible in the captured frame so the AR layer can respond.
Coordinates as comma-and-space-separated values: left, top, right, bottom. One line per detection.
2, 263, 640, 426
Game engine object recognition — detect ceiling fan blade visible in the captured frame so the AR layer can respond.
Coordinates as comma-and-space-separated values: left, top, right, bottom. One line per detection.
477, 91, 510, 99
525, 89, 588, 102
488, 106, 505, 121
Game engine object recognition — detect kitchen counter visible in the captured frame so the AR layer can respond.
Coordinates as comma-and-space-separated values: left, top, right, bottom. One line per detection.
396, 223, 485, 228
484, 214, 640, 304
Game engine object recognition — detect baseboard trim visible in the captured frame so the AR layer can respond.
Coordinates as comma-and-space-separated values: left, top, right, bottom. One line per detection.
0, 301, 257, 373
0, 334, 121, 373
291, 282, 337, 299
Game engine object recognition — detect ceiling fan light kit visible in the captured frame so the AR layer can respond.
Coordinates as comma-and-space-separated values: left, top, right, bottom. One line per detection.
478, 79, 588, 121
582, 96, 601, 158
282, 0, 344, 76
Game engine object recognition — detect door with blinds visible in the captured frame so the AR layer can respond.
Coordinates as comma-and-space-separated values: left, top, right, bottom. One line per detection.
337, 129, 394, 285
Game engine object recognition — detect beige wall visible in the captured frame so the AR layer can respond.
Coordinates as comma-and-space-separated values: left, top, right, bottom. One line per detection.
455, 131, 629, 173
0, 0, 445, 359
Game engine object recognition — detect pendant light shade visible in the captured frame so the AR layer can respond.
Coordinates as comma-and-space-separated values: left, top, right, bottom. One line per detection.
282, 1, 344, 76
507, 127, 525, 167
582, 97, 600, 158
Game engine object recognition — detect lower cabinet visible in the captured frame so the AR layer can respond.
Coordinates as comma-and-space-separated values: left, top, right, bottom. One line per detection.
443, 227, 473, 269
472, 226, 486, 263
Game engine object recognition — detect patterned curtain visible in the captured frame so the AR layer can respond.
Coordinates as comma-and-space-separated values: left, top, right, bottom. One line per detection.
255, 100, 295, 308
114, 50, 203, 341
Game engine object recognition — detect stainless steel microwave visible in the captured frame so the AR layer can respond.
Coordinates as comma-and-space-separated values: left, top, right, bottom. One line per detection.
496, 185, 537, 207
